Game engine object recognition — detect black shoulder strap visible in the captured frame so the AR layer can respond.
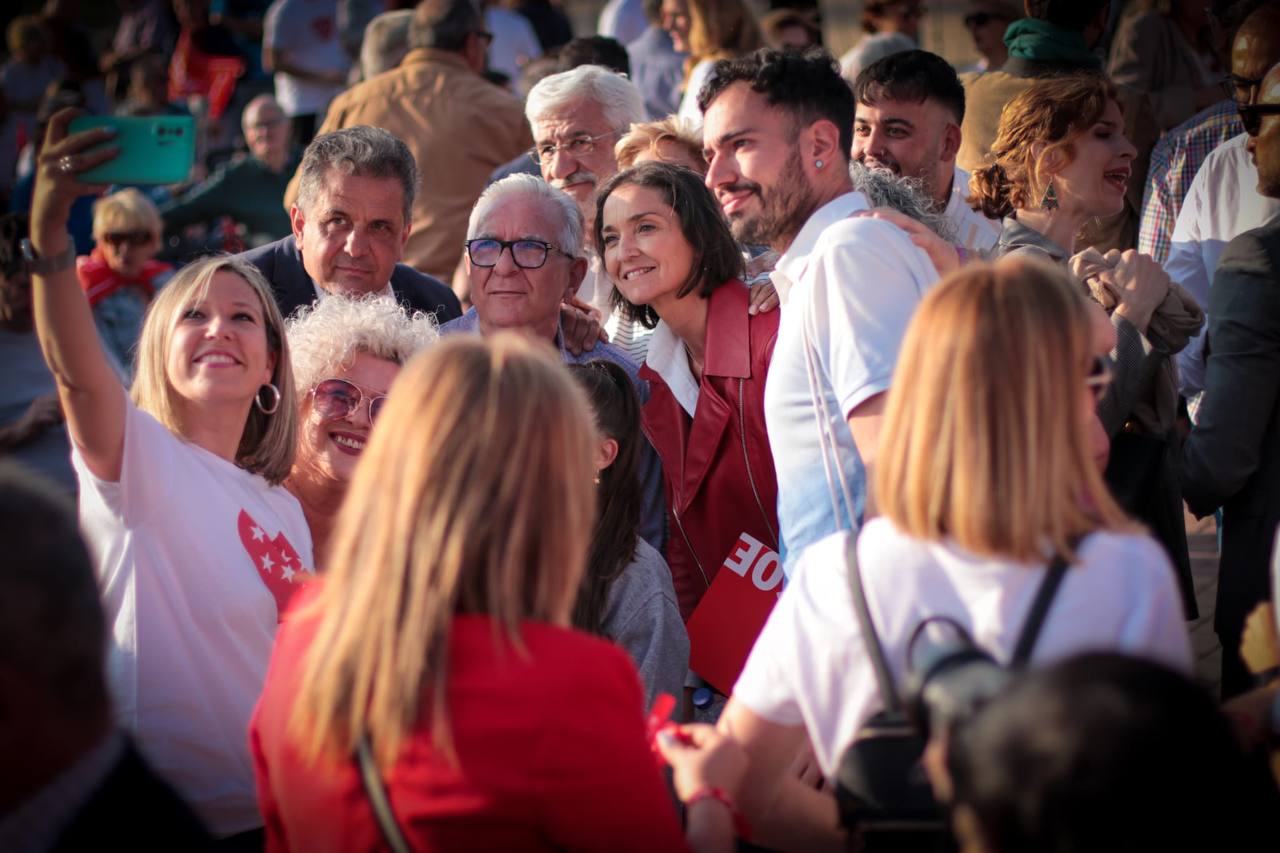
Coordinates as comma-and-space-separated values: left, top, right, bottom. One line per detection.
1010, 555, 1069, 668
356, 734, 412, 853
844, 533, 902, 712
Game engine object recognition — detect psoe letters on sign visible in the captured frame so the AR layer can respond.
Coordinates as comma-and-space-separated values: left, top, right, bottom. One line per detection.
722, 532, 784, 597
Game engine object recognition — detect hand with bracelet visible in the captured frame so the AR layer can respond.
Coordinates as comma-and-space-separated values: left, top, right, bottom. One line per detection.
656, 723, 748, 853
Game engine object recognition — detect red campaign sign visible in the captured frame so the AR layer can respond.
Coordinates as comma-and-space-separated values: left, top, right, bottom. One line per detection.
686, 532, 783, 695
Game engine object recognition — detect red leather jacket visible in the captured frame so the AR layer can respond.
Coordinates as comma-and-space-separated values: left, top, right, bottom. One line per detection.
640, 280, 780, 620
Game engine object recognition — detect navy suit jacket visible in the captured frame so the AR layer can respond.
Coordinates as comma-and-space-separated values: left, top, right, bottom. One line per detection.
1182, 219, 1280, 656
238, 236, 462, 322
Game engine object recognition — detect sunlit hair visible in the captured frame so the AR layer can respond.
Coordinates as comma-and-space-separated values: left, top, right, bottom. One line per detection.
131, 255, 297, 485
967, 74, 1119, 220
615, 117, 706, 174
525, 65, 646, 135
849, 161, 957, 242
286, 294, 438, 396
687, 0, 763, 73
875, 257, 1132, 562
91, 188, 162, 240
289, 334, 598, 768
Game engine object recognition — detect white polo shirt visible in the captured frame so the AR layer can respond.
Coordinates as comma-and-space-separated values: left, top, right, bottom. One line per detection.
1165, 133, 1280, 400
944, 165, 1001, 253
766, 191, 938, 568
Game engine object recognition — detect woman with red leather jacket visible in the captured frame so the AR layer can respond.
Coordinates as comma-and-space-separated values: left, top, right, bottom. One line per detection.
596, 161, 780, 632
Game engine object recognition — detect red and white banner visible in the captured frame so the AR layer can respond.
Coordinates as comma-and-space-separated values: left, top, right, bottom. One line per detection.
686, 532, 783, 694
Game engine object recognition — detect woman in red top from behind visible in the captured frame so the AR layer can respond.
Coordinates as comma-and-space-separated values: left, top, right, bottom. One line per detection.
249, 334, 690, 852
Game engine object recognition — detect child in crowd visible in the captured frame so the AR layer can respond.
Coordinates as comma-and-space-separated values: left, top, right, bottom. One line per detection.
75, 188, 172, 375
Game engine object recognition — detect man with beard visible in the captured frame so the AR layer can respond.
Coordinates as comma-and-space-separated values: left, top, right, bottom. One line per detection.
852, 50, 1000, 252
700, 48, 940, 568
524, 64, 646, 330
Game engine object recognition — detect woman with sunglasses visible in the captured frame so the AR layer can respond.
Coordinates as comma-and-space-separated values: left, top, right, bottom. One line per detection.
284, 295, 438, 565
27, 111, 308, 846
718, 258, 1192, 849
971, 74, 1205, 615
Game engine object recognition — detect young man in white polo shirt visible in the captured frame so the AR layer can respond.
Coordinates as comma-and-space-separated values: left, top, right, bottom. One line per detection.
700, 48, 940, 571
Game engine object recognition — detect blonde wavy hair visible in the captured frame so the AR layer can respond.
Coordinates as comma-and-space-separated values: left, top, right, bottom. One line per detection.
131, 255, 297, 485
286, 294, 439, 395
289, 334, 598, 768
875, 257, 1132, 563
967, 74, 1118, 220
615, 117, 706, 174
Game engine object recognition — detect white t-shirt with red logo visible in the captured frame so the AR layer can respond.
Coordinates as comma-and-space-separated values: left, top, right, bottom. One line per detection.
73, 396, 314, 837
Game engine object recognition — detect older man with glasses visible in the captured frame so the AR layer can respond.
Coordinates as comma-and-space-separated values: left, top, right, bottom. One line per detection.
441, 174, 666, 552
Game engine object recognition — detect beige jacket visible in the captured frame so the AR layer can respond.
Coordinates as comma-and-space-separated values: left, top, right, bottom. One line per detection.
285, 49, 533, 280
1107, 11, 1215, 132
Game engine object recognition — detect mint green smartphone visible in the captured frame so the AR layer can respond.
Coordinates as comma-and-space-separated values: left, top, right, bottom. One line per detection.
67, 115, 196, 185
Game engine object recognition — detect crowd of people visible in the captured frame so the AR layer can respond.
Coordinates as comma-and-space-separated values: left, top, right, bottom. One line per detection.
3, 0, 1280, 850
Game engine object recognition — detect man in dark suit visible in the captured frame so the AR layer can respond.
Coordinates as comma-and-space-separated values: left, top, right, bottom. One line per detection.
1182, 60, 1280, 698
0, 463, 211, 851
240, 126, 462, 323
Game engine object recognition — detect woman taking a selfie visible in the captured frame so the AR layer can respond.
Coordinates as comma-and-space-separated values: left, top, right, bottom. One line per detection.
716, 259, 1193, 849
28, 111, 310, 846
251, 335, 741, 851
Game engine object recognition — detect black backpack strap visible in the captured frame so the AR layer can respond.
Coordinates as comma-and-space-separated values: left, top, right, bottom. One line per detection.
1010, 554, 1069, 668
356, 734, 412, 853
845, 533, 902, 713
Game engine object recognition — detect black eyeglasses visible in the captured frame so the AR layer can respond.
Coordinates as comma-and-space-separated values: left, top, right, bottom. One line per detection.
464, 238, 571, 270
312, 378, 387, 423
1238, 103, 1280, 136
102, 230, 155, 247
1220, 73, 1265, 103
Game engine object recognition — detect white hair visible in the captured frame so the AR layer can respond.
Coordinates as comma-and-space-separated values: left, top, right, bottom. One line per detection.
286, 294, 439, 396
525, 65, 646, 135
466, 174, 583, 257
849, 161, 957, 243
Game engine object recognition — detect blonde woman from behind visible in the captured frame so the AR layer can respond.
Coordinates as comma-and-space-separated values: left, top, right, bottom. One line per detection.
716, 258, 1193, 849
251, 334, 743, 851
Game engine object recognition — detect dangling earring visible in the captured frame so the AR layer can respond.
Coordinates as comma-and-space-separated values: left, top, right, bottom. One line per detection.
593, 474, 601, 485
814, 159, 824, 170
1040, 179, 1059, 211
255, 383, 281, 415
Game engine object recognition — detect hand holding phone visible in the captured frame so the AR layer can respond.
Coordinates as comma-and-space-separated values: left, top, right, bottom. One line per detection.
66, 115, 196, 185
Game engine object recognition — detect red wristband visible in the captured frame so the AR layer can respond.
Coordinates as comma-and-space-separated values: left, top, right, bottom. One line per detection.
686, 787, 751, 841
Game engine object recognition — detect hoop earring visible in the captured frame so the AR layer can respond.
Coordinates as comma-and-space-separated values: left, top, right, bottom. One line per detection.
1040, 179, 1059, 211
255, 383, 281, 415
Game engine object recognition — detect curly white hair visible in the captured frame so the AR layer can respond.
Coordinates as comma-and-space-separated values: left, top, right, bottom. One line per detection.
286, 294, 439, 395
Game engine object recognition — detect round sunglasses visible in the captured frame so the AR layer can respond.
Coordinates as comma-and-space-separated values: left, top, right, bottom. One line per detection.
312, 377, 388, 423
